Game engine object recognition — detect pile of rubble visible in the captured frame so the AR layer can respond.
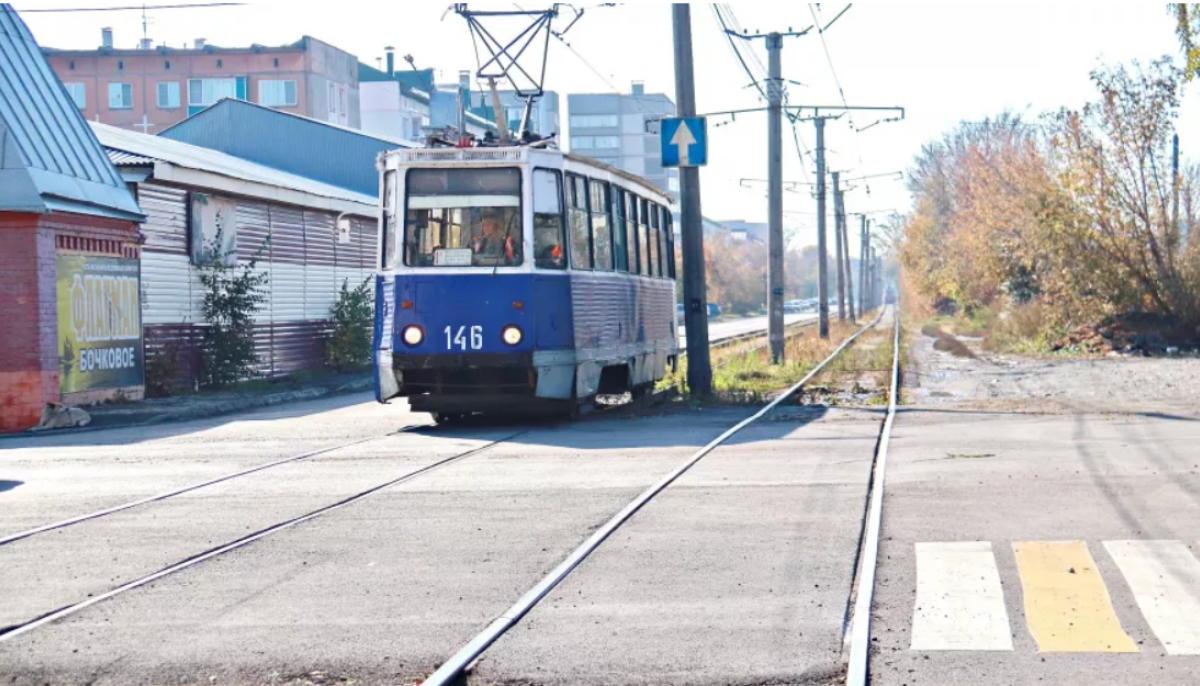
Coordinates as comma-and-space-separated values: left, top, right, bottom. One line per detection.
1053, 315, 1191, 356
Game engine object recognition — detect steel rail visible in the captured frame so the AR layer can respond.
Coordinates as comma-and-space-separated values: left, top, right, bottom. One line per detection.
0, 430, 527, 643
845, 305, 901, 686
421, 309, 886, 686
0, 427, 424, 547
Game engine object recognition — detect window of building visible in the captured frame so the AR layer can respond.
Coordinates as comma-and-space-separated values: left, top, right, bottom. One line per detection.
571, 136, 594, 150
533, 169, 566, 269
590, 180, 612, 271
108, 82, 132, 109
592, 135, 620, 149
63, 82, 86, 109
611, 188, 628, 272
625, 192, 641, 275
568, 175, 592, 269
570, 114, 618, 128
259, 79, 297, 107
328, 83, 337, 113
157, 81, 181, 109
340, 87, 347, 116
188, 78, 237, 107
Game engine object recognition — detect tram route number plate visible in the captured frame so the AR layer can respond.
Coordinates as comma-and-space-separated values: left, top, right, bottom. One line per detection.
434, 248, 472, 266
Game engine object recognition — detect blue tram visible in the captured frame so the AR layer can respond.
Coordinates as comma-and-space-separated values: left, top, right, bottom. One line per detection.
372, 145, 678, 422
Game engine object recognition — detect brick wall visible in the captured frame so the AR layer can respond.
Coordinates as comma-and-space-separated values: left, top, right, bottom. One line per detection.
0, 213, 52, 432
0, 211, 142, 433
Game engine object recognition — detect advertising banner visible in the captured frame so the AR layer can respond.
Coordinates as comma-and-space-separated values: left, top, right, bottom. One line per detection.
56, 254, 143, 393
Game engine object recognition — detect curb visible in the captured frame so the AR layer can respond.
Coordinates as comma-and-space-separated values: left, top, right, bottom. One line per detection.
0, 378, 374, 441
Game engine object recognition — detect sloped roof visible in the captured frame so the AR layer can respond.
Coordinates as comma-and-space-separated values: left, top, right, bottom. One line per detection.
358, 62, 433, 103
0, 4, 141, 220
158, 98, 413, 197
92, 122, 376, 208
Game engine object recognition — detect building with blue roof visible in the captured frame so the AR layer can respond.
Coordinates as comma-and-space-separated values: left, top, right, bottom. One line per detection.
158, 97, 414, 197
0, 4, 146, 431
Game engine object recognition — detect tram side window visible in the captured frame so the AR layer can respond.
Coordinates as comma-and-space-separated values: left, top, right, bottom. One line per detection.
612, 188, 628, 272
568, 174, 591, 269
662, 205, 672, 279
639, 197, 652, 277
383, 169, 398, 269
624, 192, 640, 275
646, 199, 659, 278
665, 211, 677, 279
590, 180, 613, 270
533, 168, 566, 269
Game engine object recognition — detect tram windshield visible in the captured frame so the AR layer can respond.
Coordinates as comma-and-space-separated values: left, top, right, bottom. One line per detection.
404, 167, 523, 267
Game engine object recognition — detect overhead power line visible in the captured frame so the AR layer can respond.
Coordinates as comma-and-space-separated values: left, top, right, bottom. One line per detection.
14, 2, 243, 12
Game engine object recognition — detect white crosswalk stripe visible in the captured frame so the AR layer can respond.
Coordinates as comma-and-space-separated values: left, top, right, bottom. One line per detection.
905, 539, 1200, 656
910, 541, 1013, 651
1105, 540, 1200, 656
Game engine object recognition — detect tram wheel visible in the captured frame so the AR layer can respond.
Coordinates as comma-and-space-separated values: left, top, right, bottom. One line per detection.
433, 412, 462, 425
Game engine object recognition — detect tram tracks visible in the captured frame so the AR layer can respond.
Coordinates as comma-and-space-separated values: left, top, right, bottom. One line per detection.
0, 429, 528, 642
421, 307, 899, 686
1, 313, 899, 675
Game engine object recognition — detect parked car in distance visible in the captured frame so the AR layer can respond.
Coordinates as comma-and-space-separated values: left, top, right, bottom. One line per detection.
707, 303, 722, 318
677, 303, 685, 318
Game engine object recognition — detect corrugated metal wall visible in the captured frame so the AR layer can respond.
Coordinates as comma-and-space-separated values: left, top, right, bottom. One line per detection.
138, 181, 375, 385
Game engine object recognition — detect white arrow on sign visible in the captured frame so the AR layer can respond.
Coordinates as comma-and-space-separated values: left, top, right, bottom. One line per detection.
670, 120, 696, 166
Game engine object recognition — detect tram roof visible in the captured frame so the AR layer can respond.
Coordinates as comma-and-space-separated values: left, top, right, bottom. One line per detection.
383, 145, 674, 204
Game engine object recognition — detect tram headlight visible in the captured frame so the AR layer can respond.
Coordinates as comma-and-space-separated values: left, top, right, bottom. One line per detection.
501, 325, 523, 346
402, 325, 424, 347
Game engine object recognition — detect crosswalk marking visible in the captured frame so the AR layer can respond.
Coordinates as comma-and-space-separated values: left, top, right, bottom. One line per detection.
1104, 540, 1200, 656
1012, 541, 1138, 653
911, 541, 1014, 651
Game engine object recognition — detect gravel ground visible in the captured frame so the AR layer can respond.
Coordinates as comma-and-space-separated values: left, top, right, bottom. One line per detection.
904, 327, 1200, 417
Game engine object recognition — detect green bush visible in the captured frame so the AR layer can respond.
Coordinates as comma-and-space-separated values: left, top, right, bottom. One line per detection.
326, 278, 373, 372
197, 224, 268, 388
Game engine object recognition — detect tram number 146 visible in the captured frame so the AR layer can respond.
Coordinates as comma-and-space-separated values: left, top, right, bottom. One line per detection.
445, 325, 484, 351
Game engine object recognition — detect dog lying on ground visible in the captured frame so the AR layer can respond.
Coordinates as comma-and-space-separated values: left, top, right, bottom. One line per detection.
31, 402, 91, 431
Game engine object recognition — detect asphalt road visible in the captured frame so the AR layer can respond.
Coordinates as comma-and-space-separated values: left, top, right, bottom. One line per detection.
0, 391, 883, 686
867, 340, 1200, 685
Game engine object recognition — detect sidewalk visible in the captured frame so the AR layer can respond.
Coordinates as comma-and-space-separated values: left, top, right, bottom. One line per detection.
3, 373, 373, 438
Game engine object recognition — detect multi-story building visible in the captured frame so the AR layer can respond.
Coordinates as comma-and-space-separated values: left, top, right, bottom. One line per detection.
470, 88, 560, 139
358, 49, 432, 143
42, 28, 359, 134
567, 82, 678, 194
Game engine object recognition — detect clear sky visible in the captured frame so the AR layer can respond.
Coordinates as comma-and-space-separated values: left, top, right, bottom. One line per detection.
15, 1, 1200, 254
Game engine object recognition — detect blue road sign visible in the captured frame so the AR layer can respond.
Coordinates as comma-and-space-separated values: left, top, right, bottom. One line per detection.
661, 117, 707, 168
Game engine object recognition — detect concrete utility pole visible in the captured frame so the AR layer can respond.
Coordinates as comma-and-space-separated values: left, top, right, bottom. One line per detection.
832, 171, 846, 322
859, 216, 869, 315
672, 3, 711, 396
843, 210, 856, 323
815, 117, 829, 339
766, 32, 784, 362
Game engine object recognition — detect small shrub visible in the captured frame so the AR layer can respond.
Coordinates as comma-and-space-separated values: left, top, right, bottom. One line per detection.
326, 278, 374, 372
197, 223, 268, 388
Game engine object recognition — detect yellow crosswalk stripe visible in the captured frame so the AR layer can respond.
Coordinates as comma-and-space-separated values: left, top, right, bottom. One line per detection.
1012, 541, 1137, 653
